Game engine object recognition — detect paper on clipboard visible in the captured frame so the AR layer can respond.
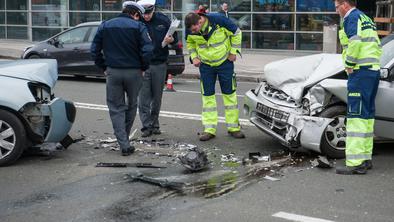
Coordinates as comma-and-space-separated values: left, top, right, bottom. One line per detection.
162, 19, 180, 48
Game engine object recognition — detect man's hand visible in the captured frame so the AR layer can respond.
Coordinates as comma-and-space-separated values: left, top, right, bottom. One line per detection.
193, 58, 201, 67
164, 35, 174, 44
104, 70, 108, 76
346, 68, 353, 74
228, 54, 237, 62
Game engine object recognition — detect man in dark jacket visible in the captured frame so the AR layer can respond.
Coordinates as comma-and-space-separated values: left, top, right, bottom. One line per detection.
91, 1, 153, 156
137, 0, 178, 137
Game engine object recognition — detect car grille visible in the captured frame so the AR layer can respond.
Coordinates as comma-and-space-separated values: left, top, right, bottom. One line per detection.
256, 102, 290, 123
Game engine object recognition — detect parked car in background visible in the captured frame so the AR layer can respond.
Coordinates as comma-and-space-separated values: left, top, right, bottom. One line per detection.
244, 34, 394, 158
0, 59, 76, 166
21, 22, 185, 77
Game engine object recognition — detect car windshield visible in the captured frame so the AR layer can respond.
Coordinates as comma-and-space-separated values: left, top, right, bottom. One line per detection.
381, 35, 394, 67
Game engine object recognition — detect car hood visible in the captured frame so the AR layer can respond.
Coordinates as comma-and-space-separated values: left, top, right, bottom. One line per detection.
264, 53, 344, 101
0, 59, 58, 88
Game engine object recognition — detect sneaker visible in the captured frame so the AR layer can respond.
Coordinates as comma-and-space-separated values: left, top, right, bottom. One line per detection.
141, 130, 152, 138
336, 164, 367, 175
199, 132, 215, 141
228, 130, 245, 139
152, 128, 161, 135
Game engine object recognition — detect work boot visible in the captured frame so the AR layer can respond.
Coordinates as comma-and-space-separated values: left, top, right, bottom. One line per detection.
152, 128, 161, 135
141, 130, 152, 138
336, 163, 367, 175
363, 160, 373, 170
121, 146, 135, 156
199, 132, 215, 141
228, 130, 245, 139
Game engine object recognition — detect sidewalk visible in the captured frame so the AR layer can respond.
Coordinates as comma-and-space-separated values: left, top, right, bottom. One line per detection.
0, 39, 314, 82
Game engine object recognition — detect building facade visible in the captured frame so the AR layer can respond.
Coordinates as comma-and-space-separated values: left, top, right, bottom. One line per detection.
0, 0, 376, 51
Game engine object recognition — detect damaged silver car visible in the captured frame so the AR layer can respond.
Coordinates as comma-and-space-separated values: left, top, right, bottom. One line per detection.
244, 35, 394, 158
0, 59, 76, 166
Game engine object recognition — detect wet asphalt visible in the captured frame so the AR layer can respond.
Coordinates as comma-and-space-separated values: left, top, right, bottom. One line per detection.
0, 78, 394, 222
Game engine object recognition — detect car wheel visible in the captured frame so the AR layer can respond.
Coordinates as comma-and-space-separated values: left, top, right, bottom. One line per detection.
27, 54, 40, 59
318, 105, 347, 159
0, 110, 27, 166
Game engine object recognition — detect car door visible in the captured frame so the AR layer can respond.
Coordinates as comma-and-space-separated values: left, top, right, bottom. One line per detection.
49, 26, 91, 74
79, 25, 103, 75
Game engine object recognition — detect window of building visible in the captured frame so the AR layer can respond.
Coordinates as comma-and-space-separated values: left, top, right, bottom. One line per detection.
296, 0, 335, 12
31, 0, 67, 11
211, 0, 251, 12
32, 12, 67, 27
0, 12, 4, 24
0, 26, 5, 38
6, 0, 27, 10
253, 32, 294, 49
7, 26, 27, 39
69, 12, 100, 26
56, 26, 90, 44
253, 14, 293, 31
102, 0, 122, 11
70, 0, 100, 11
254, 0, 295, 12
0, 0, 4, 10
230, 14, 251, 30
102, 13, 118, 21
296, 33, 323, 50
6, 12, 27, 25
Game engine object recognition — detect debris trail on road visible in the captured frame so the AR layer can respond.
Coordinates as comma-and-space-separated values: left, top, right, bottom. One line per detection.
272, 212, 335, 222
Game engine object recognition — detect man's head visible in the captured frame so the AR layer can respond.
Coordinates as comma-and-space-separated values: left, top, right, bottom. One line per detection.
137, 0, 155, 22
221, 2, 228, 11
185, 12, 204, 34
333, 0, 356, 17
122, 1, 145, 20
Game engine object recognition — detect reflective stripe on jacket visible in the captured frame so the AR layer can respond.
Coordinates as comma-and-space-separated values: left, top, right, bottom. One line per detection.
186, 13, 242, 67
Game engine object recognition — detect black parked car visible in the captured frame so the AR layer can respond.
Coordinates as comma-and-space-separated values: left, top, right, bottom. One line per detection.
21, 22, 185, 77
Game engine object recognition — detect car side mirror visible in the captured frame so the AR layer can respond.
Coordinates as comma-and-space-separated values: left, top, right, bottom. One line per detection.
380, 68, 389, 79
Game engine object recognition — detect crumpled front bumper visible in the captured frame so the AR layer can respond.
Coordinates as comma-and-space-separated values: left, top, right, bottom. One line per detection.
243, 88, 333, 153
44, 98, 76, 142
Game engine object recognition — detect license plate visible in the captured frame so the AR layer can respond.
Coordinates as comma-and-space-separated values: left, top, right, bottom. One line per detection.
256, 102, 289, 122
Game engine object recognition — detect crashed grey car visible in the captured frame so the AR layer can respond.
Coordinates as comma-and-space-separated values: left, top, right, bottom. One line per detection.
244, 35, 394, 158
0, 59, 76, 166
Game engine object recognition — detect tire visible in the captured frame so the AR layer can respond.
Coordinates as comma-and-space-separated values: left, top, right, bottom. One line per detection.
27, 54, 40, 59
318, 105, 347, 159
0, 110, 27, 166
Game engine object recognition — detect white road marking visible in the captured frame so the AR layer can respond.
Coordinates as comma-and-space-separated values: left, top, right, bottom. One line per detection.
272, 212, 335, 222
74, 102, 254, 127
174, 89, 245, 98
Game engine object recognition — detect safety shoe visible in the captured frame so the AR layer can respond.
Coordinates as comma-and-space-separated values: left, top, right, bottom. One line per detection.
152, 128, 161, 135
363, 160, 373, 170
141, 130, 152, 138
228, 130, 246, 139
199, 132, 215, 141
336, 163, 367, 175
121, 146, 135, 156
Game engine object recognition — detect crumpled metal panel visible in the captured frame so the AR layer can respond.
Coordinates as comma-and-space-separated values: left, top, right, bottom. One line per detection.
303, 84, 332, 115
264, 53, 344, 101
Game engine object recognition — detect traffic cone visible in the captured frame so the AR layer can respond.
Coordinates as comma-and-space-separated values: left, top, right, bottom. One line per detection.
164, 74, 176, 92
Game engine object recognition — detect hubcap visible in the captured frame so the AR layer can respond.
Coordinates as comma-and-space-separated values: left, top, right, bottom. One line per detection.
0, 120, 16, 160
325, 115, 346, 151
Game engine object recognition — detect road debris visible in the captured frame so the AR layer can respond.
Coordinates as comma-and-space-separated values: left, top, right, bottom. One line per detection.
127, 173, 185, 191
263, 175, 281, 181
249, 152, 271, 163
179, 147, 209, 172
96, 162, 166, 168
310, 156, 333, 168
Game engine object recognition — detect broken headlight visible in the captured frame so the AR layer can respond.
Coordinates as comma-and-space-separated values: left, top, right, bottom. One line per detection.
28, 82, 52, 103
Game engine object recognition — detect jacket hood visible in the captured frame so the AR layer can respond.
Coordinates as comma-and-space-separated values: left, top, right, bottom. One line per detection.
264, 53, 344, 101
0, 59, 58, 88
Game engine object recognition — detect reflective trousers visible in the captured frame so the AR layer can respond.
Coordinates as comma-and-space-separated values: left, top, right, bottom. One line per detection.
199, 60, 240, 135
346, 68, 380, 167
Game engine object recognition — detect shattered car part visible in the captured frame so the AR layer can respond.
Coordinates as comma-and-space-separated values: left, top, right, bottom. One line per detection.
178, 147, 209, 172
96, 162, 166, 168
128, 173, 185, 191
310, 156, 333, 169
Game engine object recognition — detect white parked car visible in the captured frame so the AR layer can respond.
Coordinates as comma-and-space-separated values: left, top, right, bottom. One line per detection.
0, 59, 75, 166
244, 35, 394, 158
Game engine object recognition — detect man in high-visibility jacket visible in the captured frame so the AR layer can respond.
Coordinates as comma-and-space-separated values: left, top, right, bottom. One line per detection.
185, 12, 245, 141
334, 0, 382, 175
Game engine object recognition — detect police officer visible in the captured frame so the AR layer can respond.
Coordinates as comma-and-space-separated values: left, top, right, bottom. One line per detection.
185, 12, 245, 141
137, 0, 178, 137
91, 1, 153, 156
334, 0, 382, 174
